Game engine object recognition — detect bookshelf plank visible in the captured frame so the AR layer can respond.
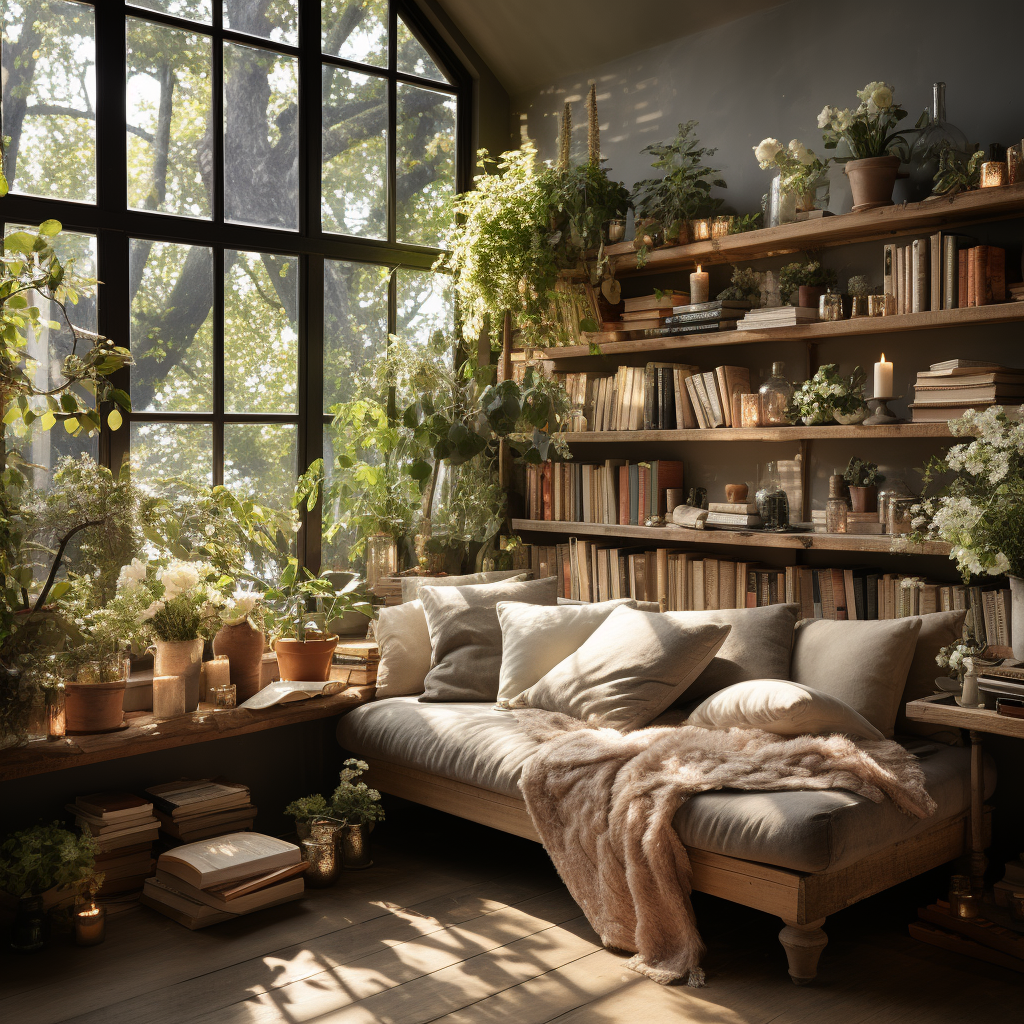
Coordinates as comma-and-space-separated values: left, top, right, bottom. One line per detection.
556, 423, 954, 443
904, 693, 1024, 740
511, 518, 951, 556
601, 182, 1024, 276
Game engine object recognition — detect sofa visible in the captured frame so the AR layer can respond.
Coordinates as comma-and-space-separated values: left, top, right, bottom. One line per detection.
337, 579, 992, 984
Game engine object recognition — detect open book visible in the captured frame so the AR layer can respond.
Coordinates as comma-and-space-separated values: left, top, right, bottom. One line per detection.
237, 678, 350, 710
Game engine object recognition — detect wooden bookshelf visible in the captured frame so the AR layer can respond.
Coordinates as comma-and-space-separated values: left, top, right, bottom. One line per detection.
601, 182, 1024, 276
556, 423, 954, 443
511, 518, 951, 556
513, 303, 1024, 363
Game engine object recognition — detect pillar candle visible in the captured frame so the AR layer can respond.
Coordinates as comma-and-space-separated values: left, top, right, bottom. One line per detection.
689, 264, 709, 304
873, 354, 893, 397
203, 656, 230, 702
152, 674, 186, 719
74, 903, 106, 946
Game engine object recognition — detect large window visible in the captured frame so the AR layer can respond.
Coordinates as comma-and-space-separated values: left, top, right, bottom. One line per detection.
2, 1, 465, 568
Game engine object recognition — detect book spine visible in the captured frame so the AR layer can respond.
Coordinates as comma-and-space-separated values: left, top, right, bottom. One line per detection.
943, 235, 957, 310
643, 364, 656, 432
958, 250, 968, 309
988, 247, 1005, 303
883, 243, 894, 299
912, 238, 926, 314
930, 231, 942, 312
895, 246, 904, 314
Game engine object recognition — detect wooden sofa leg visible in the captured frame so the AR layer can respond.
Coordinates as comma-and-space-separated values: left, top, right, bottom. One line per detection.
778, 918, 828, 985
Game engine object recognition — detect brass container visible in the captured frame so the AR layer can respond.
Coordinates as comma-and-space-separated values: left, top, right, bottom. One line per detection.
819, 291, 843, 322
299, 838, 338, 888
341, 822, 373, 869
849, 295, 868, 318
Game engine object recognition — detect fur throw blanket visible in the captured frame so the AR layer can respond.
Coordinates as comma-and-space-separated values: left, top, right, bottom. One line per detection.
516, 712, 937, 987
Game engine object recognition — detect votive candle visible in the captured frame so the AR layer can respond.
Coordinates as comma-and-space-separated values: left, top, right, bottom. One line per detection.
873, 354, 893, 397
689, 264, 709, 304
74, 902, 106, 946
152, 674, 186, 719
980, 161, 1008, 188
204, 655, 230, 701
212, 683, 236, 709
740, 393, 760, 428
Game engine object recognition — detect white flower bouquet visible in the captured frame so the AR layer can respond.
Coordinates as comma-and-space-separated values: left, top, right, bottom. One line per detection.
790, 364, 868, 425
753, 137, 831, 199
818, 81, 914, 160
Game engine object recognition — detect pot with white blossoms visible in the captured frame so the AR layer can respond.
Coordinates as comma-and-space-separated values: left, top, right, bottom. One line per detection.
904, 406, 1024, 658
790, 364, 868, 425
212, 589, 266, 703
753, 137, 832, 220
329, 759, 385, 869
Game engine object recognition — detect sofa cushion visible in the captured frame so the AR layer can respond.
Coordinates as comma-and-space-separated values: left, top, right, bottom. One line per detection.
401, 570, 527, 603
791, 617, 923, 737
497, 598, 636, 701
509, 606, 731, 730
337, 698, 990, 873
667, 604, 800, 704
372, 600, 432, 698
419, 575, 559, 702
897, 610, 969, 743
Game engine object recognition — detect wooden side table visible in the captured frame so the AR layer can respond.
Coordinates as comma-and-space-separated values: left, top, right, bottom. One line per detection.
905, 693, 1024, 888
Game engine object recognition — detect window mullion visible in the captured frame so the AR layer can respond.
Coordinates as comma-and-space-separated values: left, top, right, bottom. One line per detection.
212, 246, 224, 486
387, 2, 398, 245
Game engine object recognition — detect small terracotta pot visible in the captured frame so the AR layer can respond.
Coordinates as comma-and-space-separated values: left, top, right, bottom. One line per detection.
724, 484, 748, 503
65, 681, 126, 734
848, 485, 878, 514
844, 155, 904, 211
274, 635, 339, 682
213, 621, 266, 703
799, 285, 825, 310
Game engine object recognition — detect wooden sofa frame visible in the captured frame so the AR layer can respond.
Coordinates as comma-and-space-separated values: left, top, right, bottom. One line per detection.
362, 757, 970, 984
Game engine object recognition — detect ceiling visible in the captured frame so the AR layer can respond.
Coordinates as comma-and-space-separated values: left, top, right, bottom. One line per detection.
436, 0, 787, 96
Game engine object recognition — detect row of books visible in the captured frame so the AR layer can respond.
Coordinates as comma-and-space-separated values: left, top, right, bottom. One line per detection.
555, 362, 751, 432
911, 358, 1024, 422
883, 236, 1006, 314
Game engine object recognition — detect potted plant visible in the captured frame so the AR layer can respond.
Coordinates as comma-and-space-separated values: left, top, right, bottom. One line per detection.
631, 120, 727, 252
778, 260, 838, 308
818, 82, 917, 210
931, 141, 985, 198
933, 638, 986, 699
753, 137, 832, 218
283, 793, 331, 840
844, 457, 885, 512
716, 266, 763, 305
330, 758, 385, 869
790, 365, 868, 426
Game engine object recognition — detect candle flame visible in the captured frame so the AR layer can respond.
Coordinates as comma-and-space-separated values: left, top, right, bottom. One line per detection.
696, 264, 702, 273
880, 353, 887, 362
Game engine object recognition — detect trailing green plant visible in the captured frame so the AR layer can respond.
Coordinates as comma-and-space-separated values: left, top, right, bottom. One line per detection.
728, 212, 763, 234
778, 260, 837, 304
844, 456, 885, 488
283, 793, 330, 823
330, 758, 385, 826
0, 822, 99, 898
931, 141, 985, 197
818, 82, 918, 160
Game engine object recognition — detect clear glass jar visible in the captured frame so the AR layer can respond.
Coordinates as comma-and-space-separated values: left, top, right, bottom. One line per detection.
825, 474, 848, 534
758, 361, 794, 426
755, 462, 791, 531
904, 83, 969, 202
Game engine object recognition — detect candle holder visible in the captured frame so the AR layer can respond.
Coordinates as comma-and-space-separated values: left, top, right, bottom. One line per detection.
74, 902, 106, 946
863, 396, 902, 426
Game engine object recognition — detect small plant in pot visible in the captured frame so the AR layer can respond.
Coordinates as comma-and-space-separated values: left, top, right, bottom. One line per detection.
790, 365, 868, 426
778, 259, 837, 308
283, 793, 331, 840
844, 457, 885, 512
753, 137, 832, 214
330, 758, 385, 869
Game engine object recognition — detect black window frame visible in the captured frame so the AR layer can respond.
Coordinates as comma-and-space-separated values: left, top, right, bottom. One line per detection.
1, 0, 470, 571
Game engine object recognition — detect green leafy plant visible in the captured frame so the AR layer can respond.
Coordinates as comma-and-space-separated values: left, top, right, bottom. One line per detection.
264, 558, 372, 643
818, 82, 917, 160
847, 275, 872, 297
330, 758, 385, 826
0, 822, 99, 898
283, 793, 330, 823
728, 212, 763, 234
778, 260, 837, 304
931, 142, 985, 197
790, 365, 868, 424
716, 266, 762, 304
844, 456, 885, 488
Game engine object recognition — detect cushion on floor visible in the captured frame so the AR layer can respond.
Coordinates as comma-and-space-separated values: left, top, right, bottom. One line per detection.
337, 697, 991, 874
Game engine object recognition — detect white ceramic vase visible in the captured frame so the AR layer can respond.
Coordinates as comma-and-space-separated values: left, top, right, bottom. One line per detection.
834, 406, 868, 425
153, 638, 205, 712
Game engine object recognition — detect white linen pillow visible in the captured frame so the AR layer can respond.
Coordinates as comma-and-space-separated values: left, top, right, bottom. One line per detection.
687, 679, 883, 741
401, 570, 528, 603
497, 598, 636, 701
372, 600, 432, 697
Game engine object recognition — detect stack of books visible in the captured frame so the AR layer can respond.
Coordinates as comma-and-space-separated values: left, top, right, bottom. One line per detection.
371, 575, 404, 606
142, 833, 306, 929
810, 510, 885, 535
613, 290, 691, 331
910, 359, 1024, 422
331, 639, 379, 685
660, 298, 750, 333
884, 236, 1005, 313
706, 501, 762, 529
147, 779, 256, 844
68, 792, 159, 895
737, 306, 819, 330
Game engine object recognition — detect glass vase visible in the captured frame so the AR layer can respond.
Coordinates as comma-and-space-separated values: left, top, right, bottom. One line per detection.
903, 82, 969, 202
755, 462, 790, 531
366, 533, 397, 591
825, 474, 848, 533
766, 173, 798, 227
758, 362, 794, 426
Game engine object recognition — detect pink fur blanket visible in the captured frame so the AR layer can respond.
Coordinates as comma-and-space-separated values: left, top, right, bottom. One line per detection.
515, 711, 937, 986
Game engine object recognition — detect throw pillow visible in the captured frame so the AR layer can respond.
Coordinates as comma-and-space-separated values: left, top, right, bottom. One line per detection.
790, 617, 923, 737
896, 610, 969, 743
401, 570, 528, 603
558, 597, 661, 612
666, 604, 800, 704
419, 575, 560, 702
497, 598, 636, 701
510, 605, 731, 730
688, 679, 884, 741
372, 601, 432, 698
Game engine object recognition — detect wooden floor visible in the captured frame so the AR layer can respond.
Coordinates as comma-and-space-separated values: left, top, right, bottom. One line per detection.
2, 801, 1019, 1024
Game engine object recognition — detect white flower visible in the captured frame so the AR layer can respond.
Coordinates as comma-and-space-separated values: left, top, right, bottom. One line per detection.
117, 558, 148, 590
834, 108, 853, 131
871, 85, 893, 111
817, 105, 833, 129
141, 600, 165, 621
158, 560, 202, 600
788, 139, 814, 165
753, 137, 783, 168
204, 524, 216, 537
205, 585, 226, 608
222, 588, 261, 626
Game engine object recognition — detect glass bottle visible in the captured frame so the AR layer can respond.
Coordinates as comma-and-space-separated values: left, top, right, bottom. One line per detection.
9, 895, 47, 953
904, 83, 969, 202
758, 362, 794, 426
755, 462, 790, 531
825, 473, 848, 534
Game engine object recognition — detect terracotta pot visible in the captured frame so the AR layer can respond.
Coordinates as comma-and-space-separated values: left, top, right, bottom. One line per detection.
274, 635, 339, 682
844, 156, 904, 211
65, 681, 126, 734
153, 638, 205, 712
848, 485, 878, 514
213, 621, 266, 703
798, 285, 825, 310
724, 484, 748, 503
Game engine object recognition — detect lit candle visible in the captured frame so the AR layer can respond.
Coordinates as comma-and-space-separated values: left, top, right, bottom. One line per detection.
203, 656, 231, 702
740, 393, 761, 428
873, 354, 893, 397
689, 264, 709, 304
74, 902, 106, 946
152, 674, 186, 719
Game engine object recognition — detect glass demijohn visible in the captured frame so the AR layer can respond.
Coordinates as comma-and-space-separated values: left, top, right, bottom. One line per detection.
758, 362, 794, 426
905, 83, 969, 202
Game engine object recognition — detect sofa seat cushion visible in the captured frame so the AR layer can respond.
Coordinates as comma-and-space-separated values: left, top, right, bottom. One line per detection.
336, 699, 991, 874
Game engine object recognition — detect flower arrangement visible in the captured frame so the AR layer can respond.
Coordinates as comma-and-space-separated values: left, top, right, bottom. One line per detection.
0, 823, 100, 899
935, 639, 986, 683
818, 82, 913, 160
778, 260, 838, 305
790, 364, 868, 425
330, 758, 385, 826
753, 137, 831, 200
221, 588, 264, 632
906, 406, 1024, 580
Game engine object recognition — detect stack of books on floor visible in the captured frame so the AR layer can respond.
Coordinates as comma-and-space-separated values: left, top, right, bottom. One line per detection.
737, 305, 819, 330
911, 359, 1024, 422
659, 298, 750, 333
142, 833, 306, 929
68, 792, 159, 895
147, 779, 256, 844
810, 510, 884, 535
884, 236, 1005, 313
331, 639, 379, 685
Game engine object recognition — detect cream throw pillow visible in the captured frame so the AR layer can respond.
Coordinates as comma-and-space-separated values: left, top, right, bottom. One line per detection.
373, 601, 432, 698
510, 605, 731, 730
688, 679, 884, 741
496, 598, 636, 701
401, 570, 528, 603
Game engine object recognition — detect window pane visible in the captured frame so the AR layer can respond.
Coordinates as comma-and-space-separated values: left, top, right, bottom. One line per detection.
396, 84, 456, 247
396, 268, 454, 346
321, 67, 387, 238
323, 259, 390, 411
126, 18, 212, 219
130, 240, 214, 413
2, 1, 96, 203
128, 1, 213, 25
224, 423, 297, 509
224, 42, 298, 230
224, 0, 298, 47
224, 251, 298, 414
397, 17, 449, 84
321, 0, 387, 67
130, 422, 213, 494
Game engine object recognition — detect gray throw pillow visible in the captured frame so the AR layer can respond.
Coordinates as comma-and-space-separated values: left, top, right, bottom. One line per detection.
667, 604, 800, 704
896, 610, 968, 743
402, 570, 528, 603
791, 617, 924, 737
419, 575, 559, 702
510, 605, 731, 730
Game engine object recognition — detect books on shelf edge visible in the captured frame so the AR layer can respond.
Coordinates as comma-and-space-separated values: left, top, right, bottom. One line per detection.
624, 291, 689, 312
671, 299, 751, 314
708, 501, 758, 514
912, 385, 1024, 404
705, 511, 763, 528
